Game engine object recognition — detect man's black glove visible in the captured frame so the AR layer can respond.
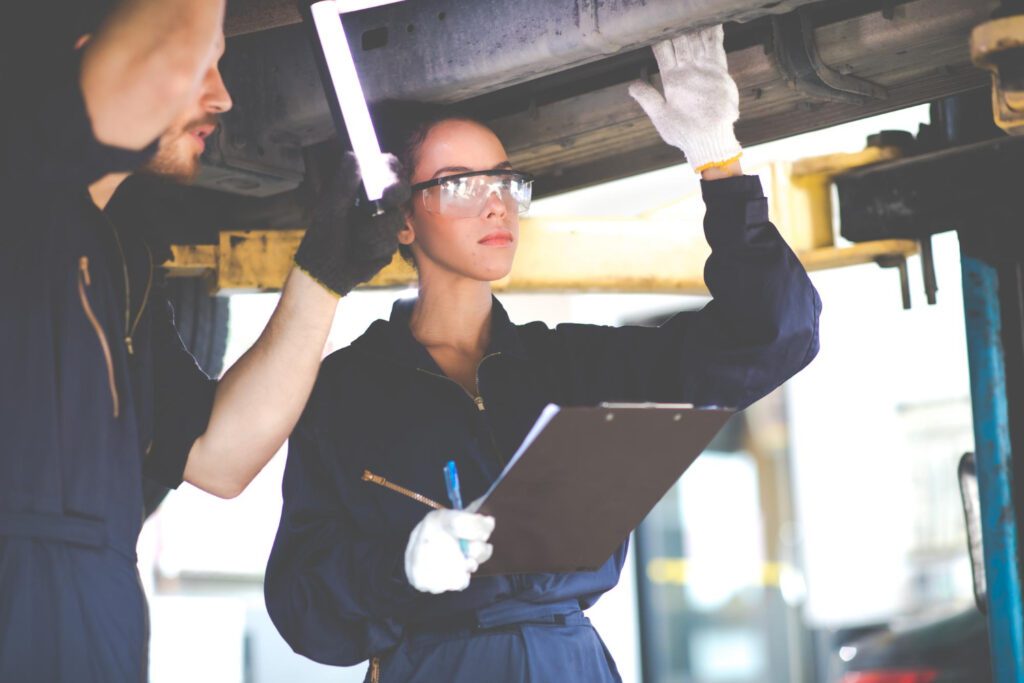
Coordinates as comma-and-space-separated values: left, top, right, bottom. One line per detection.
294, 153, 411, 297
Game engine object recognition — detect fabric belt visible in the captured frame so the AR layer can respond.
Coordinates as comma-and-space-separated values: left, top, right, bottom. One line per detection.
0, 511, 108, 548
406, 598, 585, 635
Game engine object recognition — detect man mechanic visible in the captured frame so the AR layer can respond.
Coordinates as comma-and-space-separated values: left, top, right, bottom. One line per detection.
0, 1, 407, 680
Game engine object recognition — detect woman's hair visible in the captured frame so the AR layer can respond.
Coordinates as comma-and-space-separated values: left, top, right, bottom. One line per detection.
370, 100, 490, 263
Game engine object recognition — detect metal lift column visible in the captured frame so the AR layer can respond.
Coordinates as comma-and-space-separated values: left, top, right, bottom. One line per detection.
961, 250, 1024, 683
835, 86, 1024, 682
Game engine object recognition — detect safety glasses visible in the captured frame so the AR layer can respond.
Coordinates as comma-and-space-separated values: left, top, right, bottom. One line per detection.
412, 170, 535, 218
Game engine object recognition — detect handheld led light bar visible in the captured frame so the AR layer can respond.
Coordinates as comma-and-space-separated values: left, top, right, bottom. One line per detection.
309, 0, 405, 202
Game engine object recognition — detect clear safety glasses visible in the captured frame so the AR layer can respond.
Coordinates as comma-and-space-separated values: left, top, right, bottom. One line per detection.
412, 170, 535, 218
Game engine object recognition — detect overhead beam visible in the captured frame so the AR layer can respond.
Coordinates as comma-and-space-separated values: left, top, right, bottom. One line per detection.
208, 0, 993, 201
492, 0, 992, 194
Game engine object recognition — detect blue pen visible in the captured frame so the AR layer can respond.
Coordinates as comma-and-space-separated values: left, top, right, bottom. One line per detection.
443, 460, 470, 556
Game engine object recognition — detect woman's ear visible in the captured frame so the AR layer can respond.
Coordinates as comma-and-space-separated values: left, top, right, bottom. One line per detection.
398, 208, 415, 246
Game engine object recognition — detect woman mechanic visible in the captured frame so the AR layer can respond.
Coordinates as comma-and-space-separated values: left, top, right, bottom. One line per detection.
265, 27, 821, 682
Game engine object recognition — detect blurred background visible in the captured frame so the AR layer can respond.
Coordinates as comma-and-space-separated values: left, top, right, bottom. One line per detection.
139, 105, 980, 683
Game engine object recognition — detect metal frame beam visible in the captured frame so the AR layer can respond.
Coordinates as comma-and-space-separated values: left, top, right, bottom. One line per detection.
165, 228, 916, 294
837, 135, 1024, 243
201, 0, 992, 200
960, 253, 1024, 683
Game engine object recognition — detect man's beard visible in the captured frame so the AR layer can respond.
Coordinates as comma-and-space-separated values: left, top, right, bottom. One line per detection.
140, 134, 201, 184
140, 115, 218, 184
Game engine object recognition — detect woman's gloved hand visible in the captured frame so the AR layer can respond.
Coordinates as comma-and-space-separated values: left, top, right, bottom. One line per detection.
404, 508, 495, 594
294, 152, 411, 297
628, 25, 742, 173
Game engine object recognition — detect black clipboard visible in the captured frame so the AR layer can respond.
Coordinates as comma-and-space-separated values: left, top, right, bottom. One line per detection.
476, 403, 735, 576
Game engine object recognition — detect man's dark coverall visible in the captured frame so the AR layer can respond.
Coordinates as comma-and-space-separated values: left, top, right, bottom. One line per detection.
0, 60, 216, 681
264, 175, 822, 682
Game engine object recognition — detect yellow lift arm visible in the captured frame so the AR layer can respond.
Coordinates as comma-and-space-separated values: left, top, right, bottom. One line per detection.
166, 145, 917, 297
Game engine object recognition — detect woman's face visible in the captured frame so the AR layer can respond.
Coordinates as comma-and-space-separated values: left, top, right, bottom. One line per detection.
400, 119, 519, 283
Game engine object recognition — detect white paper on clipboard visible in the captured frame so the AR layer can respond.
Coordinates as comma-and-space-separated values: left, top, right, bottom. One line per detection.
478, 404, 562, 503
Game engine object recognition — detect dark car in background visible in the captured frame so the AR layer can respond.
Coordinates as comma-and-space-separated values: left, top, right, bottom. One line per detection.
836, 607, 991, 682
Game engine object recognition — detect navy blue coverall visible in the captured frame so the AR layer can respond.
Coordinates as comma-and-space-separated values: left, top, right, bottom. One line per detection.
0, 61, 217, 681
265, 174, 822, 682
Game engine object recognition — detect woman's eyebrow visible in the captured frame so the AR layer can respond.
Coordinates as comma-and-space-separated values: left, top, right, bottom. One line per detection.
431, 165, 472, 178
430, 161, 514, 178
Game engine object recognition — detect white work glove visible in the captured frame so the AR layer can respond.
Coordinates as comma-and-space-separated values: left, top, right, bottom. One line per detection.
628, 25, 742, 173
404, 509, 495, 594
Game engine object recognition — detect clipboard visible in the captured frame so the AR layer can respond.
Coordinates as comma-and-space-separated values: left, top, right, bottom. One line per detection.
476, 403, 735, 576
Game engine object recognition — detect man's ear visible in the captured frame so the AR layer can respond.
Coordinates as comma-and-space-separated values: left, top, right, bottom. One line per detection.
75, 34, 92, 51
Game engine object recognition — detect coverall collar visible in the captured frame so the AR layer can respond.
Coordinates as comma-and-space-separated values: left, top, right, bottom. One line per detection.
352, 295, 528, 373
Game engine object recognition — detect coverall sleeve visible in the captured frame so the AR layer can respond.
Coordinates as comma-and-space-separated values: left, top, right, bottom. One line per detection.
142, 292, 218, 489
548, 175, 821, 410
264, 400, 421, 666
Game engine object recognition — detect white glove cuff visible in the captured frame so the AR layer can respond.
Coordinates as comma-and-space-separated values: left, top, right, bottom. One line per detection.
681, 121, 742, 173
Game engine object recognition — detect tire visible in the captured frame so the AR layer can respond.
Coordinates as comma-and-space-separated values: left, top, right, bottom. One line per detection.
143, 277, 230, 518
166, 277, 230, 379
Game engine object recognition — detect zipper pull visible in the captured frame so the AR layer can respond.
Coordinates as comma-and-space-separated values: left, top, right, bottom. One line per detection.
474, 396, 486, 411
125, 336, 134, 355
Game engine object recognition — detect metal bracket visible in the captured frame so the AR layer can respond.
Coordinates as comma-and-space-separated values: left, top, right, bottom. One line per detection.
875, 254, 912, 310
874, 235, 937, 311
919, 234, 939, 305
771, 10, 889, 105
971, 14, 1024, 136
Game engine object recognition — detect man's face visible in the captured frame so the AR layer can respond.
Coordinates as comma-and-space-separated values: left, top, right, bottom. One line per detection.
142, 36, 232, 183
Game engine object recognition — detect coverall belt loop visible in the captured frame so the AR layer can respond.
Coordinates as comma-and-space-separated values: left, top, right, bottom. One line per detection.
0, 511, 108, 548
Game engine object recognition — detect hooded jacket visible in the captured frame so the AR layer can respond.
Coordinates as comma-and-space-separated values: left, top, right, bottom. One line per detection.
264, 175, 821, 667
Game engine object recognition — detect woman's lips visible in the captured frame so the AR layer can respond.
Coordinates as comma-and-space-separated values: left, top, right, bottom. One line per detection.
478, 231, 514, 246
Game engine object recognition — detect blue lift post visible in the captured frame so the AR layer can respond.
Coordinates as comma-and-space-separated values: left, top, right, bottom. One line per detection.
961, 256, 1024, 683
834, 89, 1024, 682
963, 7, 1024, 678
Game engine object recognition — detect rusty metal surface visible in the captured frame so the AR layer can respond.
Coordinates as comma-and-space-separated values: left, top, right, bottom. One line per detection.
224, 0, 821, 55
158, 0, 1001, 238
492, 0, 994, 195
339, 0, 823, 103
225, 0, 302, 37
204, 0, 994, 201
